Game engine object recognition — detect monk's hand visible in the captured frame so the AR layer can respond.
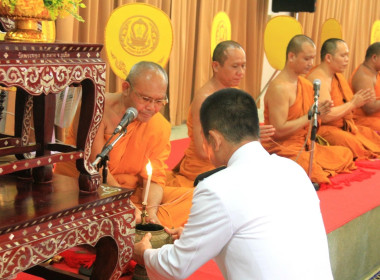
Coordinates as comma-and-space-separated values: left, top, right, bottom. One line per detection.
259, 124, 275, 142
165, 227, 184, 241
352, 88, 375, 108
318, 100, 333, 116
133, 232, 152, 266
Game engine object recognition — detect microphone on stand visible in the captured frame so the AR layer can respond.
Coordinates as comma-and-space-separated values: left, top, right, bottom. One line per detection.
113, 107, 138, 134
311, 79, 321, 140
313, 79, 320, 104
91, 107, 138, 169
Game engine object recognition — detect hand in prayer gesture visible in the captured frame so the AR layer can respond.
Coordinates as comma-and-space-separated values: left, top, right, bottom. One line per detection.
318, 100, 334, 116
259, 124, 275, 142
351, 88, 375, 108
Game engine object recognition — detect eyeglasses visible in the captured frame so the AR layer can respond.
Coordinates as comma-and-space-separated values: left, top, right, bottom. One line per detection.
132, 88, 168, 107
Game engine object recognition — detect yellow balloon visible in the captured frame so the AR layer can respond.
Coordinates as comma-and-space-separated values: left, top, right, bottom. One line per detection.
264, 16, 303, 70
105, 3, 173, 80
211, 12, 231, 57
371, 20, 380, 44
321, 18, 342, 45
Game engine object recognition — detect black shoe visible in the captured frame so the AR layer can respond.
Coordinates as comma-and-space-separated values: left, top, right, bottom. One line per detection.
312, 182, 320, 191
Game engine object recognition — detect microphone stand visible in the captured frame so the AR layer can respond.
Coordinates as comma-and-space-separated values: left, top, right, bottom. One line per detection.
308, 94, 320, 191
91, 129, 128, 184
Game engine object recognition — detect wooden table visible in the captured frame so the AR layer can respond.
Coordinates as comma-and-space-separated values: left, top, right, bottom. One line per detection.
0, 174, 135, 280
0, 41, 106, 193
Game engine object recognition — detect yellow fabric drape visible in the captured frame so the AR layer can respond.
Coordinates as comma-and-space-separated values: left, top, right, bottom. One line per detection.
298, 0, 380, 80
55, 0, 268, 125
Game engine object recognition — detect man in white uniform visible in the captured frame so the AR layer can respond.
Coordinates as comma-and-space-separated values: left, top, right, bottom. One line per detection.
133, 88, 334, 280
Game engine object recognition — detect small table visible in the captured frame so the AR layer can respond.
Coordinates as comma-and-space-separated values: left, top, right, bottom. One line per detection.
0, 174, 135, 280
0, 41, 106, 193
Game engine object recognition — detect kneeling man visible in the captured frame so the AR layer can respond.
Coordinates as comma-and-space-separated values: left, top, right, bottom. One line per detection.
134, 88, 333, 280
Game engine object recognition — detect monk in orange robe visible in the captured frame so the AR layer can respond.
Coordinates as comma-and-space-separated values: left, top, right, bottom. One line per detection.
166, 40, 275, 188
264, 35, 356, 185
307, 38, 380, 160
349, 42, 380, 132
55, 62, 192, 228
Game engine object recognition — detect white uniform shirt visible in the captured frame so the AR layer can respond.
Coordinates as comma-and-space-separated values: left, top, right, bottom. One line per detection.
144, 141, 334, 280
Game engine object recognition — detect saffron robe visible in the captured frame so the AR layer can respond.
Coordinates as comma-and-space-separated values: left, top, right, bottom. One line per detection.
55, 113, 193, 228
263, 76, 356, 184
166, 105, 215, 188
318, 73, 380, 160
349, 67, 380, 132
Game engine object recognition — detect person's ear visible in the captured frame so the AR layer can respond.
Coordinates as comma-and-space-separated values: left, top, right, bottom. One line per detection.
122, 81, 130, 92
325, 53, 332, 63
212, 61, 220, 72
208, 130, 223, 151
288, 52, 295, 62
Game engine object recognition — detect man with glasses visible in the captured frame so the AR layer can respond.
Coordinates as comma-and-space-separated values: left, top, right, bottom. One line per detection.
55, 61, 193, 227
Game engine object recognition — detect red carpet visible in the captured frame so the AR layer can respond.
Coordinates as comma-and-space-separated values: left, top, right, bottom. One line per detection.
16, 139, 380, 279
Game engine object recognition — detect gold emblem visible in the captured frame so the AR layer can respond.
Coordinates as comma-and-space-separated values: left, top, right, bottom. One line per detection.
120, 16, 159, 57
371, 20, 380, 44
215, 21, 229, 43
211, 12, 231, 58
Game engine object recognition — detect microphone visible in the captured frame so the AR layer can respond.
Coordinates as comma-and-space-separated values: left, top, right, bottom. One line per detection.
313, 79, 321, 102
113, 107, 138, 134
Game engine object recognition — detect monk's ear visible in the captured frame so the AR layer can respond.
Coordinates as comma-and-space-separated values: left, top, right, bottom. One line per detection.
122, 81, 131, 95
325, 53, 332, 63
208, 130, 223, 152
288, 52, 295, 62
212, 61, 220, 73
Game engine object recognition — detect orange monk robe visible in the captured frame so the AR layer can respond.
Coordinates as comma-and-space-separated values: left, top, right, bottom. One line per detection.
55, 113, 193, 228
166, 105, 215, 188
317, 73, 380, 160
263, 76, 356, 184
349, 67, 380, 132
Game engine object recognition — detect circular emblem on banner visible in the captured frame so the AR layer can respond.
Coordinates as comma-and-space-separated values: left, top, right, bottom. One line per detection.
211, 12, 231, 57
119, 16, 159, 57
371, 20, 380, 44
264, 16, 303, 70
321, 18, 342, 45
105, 3, 173, 80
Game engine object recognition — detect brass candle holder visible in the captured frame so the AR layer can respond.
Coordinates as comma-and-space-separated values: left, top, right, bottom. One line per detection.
133, 203, 173, 280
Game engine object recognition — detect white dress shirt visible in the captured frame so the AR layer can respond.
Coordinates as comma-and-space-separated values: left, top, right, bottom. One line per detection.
144, 141, 334, 280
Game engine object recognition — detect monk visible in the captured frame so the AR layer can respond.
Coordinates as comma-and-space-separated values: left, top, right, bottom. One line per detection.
264, 35, 356, 185
350, 42, 380, 132
167, 40, 275, 188
55, 61, 192, 228
307, 38, 380, 160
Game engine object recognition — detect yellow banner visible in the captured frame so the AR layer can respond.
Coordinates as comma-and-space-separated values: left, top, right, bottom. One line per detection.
211, 12, 231, 57
105, 3, 173, 80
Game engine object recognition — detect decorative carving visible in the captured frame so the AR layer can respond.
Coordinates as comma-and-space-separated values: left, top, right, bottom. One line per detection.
0, 195, 135, 279
0, 42, 106, 191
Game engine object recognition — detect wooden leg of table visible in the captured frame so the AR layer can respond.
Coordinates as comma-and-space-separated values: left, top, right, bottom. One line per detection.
91, 237, 119, 280
78, 172, 101, 193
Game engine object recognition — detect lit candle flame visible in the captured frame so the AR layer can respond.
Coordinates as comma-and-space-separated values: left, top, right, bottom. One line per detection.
146, 160, 152, 176
143, 160, 153, 206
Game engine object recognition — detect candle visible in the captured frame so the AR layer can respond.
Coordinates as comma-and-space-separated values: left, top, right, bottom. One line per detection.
143, 160, 153, 205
